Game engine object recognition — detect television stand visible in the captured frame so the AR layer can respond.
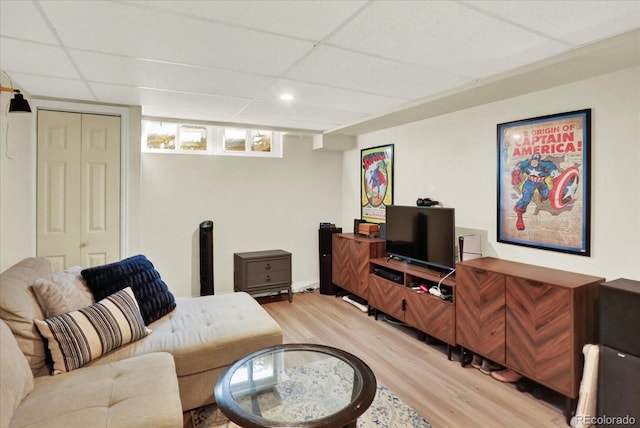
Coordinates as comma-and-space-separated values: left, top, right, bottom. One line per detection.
368, 257, 456, 359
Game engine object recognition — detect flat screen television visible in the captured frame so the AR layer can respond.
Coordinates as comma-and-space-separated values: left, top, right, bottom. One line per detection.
384, 205, 456, 272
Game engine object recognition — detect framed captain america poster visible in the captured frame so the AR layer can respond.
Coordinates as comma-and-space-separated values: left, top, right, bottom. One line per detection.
497, 109, 591, 256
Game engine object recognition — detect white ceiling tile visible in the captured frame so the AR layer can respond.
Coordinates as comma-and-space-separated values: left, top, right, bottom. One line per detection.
464, 0, 640, 45
0, 0, 58, 44
237, 115, 337, 133
239, 99, 368, 125
327, 1, 568, 78
90, 83, 252, 117
39, 0, 313, 76
1, 1, 638, 133
7, 73, 94, 100
70, 50, 275, 98
232, 113, 338, 132
285, 46, 471, 100
265, 79, 409, 114
1, 38, 79, 79
125, 0, 368, 41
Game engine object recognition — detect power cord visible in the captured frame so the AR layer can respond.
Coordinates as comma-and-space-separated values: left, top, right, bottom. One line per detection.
429, 268, 456, 298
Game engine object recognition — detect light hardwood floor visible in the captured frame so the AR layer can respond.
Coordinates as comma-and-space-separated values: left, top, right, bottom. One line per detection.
259, 290, 569, 428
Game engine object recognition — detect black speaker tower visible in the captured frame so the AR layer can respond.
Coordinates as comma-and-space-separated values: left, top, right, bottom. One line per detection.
597, 278, 640, 426
199, 220, 214, 296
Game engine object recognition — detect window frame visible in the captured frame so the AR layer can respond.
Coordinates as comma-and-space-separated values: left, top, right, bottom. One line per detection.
142, 120, 282, 158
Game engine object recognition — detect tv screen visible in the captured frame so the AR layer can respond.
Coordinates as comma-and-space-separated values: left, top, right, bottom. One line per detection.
385, 205, 455, 271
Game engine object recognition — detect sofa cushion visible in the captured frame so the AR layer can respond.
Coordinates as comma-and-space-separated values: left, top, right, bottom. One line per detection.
84, 292, 283, 374
31, 266, 94, 318
9, 352, 183, 428
0, 320, 34, 428
81, 255, 175, 325
0, 257, 53, 376
34, 287, 150, 375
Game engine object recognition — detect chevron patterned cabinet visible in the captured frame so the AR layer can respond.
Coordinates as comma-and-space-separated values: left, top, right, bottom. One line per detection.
331, 233, 385, 300
455, 257, 604, 402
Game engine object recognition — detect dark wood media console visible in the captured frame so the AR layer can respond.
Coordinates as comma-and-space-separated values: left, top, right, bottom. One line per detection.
331, 233, 606, 422
368, 258, 456, 352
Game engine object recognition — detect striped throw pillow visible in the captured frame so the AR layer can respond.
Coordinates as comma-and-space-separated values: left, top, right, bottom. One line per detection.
34, 287, 151, 375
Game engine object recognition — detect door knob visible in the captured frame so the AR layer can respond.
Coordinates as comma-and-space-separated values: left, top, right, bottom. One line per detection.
79, 242, 88, 248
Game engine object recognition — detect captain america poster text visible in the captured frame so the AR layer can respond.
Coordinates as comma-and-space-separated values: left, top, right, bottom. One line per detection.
497, 109, 591, 256
361, 144, 394, 223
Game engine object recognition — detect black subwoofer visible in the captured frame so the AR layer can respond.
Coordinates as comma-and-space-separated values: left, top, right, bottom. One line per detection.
318, 225, 341, 295
597, 346, 640, 427
597, 278, 640, 426
599, 279, 640, 356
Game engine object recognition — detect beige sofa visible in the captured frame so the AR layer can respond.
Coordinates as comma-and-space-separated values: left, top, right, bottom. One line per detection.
0, 257, 283, 428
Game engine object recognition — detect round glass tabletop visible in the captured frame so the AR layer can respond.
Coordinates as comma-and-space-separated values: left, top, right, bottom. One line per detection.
214, 344, 377, 428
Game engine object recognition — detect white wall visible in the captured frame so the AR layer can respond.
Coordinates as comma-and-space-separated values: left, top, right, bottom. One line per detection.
0, 85, 34, 268
341, 66, 640, 281
139, 136, 343, 297
3, 67, 637, 289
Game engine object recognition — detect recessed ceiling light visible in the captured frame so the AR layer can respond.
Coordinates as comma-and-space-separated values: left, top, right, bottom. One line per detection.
280, 93, 294, 101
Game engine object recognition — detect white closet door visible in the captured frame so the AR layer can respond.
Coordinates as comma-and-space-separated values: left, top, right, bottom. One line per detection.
80, 113, 121, 268
37, 111, 121, 270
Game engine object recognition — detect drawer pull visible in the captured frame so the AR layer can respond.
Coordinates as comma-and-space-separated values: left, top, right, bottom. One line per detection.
265, 263, 272, 271
527, 280, 544, 287
265, 275, 271, 283
472, 268, 486, 274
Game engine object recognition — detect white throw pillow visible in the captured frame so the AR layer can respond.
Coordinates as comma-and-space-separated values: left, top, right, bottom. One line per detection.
31, 266, 94, 318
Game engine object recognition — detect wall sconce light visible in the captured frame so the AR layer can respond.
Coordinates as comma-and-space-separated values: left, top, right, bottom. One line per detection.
0, 86, 32, 113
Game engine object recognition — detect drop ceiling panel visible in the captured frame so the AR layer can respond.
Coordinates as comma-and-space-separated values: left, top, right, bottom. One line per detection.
265, 79, 409, 114
125, 0, 368, 41
285, 45, 471, 100
1, 1, 638, 134
327, 1, 569, 78
0, 1, 58, 44
90, 83, 252, 115
231, 112, 339, 132
39, 0, 314, 75
8, 73, 94, 101
71, 50, 275, 98
239, 99, 367, 126
466, 0, 640, 45
0, 39, 79, 79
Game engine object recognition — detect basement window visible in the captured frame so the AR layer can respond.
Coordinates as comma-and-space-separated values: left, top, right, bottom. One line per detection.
221, 128, 275, 156
142, 120, 282, 157
144, 121, 177, 151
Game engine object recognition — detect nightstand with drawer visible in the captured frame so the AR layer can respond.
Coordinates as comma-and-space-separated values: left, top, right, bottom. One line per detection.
233, 250, 292, 302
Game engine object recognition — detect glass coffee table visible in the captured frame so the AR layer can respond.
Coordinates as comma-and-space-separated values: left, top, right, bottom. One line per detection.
214, 344, 377, 428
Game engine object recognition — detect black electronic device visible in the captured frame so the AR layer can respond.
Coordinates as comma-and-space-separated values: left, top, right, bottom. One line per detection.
373, 267, 403, 284
384, 205, 456, 272
318, 225, 342, 295
416, 197, 439, 207
199, 220, 214, 296
600, 278, 640, 356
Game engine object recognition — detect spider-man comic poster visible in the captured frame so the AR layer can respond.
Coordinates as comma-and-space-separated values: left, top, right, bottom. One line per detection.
361, 144, 394, 223
497, 109, 591, 256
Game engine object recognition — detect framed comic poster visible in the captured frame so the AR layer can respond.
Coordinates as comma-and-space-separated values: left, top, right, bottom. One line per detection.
361, 144, 394, 223
497, 109, 591, 256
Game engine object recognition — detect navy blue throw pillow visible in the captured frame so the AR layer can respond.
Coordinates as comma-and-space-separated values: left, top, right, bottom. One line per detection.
81, 255, 176, 325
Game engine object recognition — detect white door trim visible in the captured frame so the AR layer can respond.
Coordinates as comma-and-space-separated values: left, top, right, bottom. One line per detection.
31, 99, 131, 260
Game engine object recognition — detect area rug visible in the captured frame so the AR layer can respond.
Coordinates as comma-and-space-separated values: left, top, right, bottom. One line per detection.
192, 359, 431, 428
